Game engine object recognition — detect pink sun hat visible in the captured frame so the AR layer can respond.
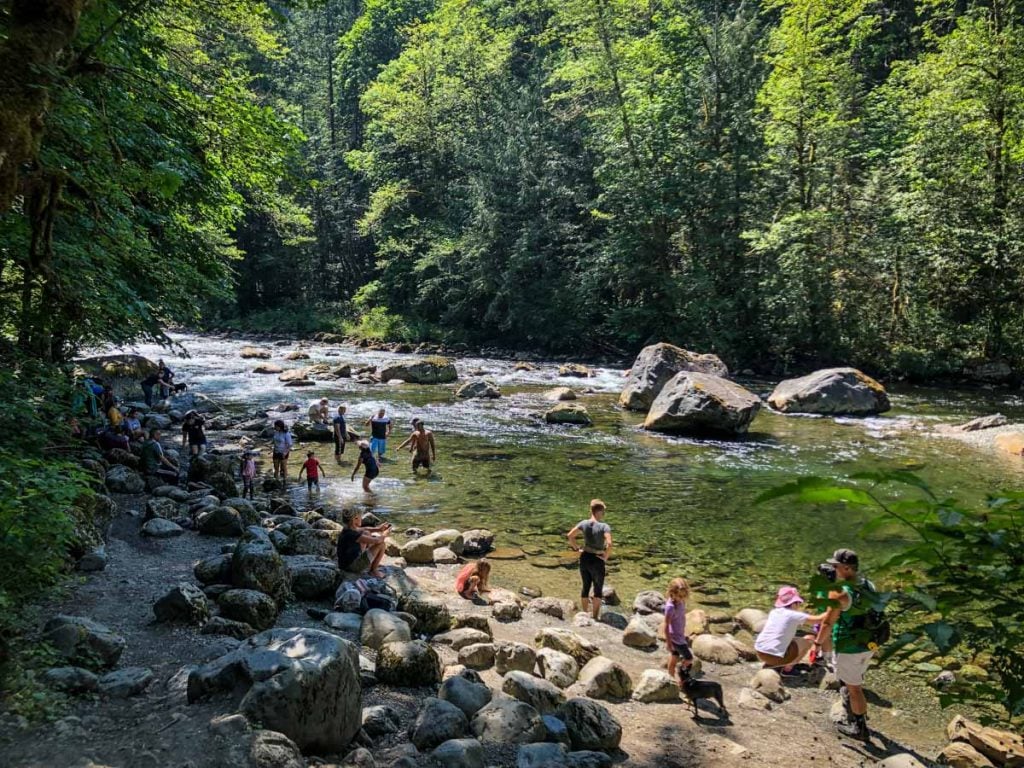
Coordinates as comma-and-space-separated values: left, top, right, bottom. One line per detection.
774, 586, 805, 609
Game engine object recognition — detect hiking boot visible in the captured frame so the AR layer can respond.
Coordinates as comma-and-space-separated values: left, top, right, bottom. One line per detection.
837, 716, 870, 742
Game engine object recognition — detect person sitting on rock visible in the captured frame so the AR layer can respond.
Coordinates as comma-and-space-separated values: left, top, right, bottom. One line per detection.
337, 508, 391, 578
663, 577, 693, 679
754, 586, 828, 672
307, 398, 329, 425
99, 424, 130, 453
140, 428, 180, 485
455, 559, 492, 602
123, 407, 144, 441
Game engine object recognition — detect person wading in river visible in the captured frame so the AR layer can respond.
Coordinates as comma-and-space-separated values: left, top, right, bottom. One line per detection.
351, 439, 380, 492
366, 407, 392, 462
272, 419, 293, 483
332, 404, 348, 462
396, 419, 436, 474
567, 499, 612, 619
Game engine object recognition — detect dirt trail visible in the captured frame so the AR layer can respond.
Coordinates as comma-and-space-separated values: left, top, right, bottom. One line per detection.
0, 493, 942, 768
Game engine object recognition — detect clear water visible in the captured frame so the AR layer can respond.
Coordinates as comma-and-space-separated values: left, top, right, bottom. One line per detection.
108, 333, 1024, 612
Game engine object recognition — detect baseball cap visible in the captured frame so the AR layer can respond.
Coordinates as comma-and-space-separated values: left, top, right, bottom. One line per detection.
826, 548, 859, 568
774, 585, 805, 608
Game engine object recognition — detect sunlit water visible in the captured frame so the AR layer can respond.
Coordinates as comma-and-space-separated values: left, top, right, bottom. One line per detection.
106, 333, 1024, 614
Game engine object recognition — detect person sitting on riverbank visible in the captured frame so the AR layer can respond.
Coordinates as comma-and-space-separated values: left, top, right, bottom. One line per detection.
239, 451, 257, 500
366, 407, 392, 462
181, 411, 207, 457
141, 428, 180, 485
298, 450, 326, 494
351, 440, 380, 492
99, 425, 130, 453
455, 559, 492, 602
337, 508, 391, 578
567, 499, 612, 619
755, 586, 828, 672
663, 577, 693, 679
106, 394, 122, 428
123, 408, 144, 441
396, 419, 436, 474
272, 419, 293, 483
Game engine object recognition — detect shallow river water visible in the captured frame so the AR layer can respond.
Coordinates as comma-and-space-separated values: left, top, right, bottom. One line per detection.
117, 333, 1024, 609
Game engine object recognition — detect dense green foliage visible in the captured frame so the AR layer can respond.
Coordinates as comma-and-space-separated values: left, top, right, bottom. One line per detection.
218, 0, 1024, 377
761, 472, 1024, 721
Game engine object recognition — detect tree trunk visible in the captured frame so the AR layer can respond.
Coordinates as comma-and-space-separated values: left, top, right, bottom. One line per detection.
0, 0, 88, 213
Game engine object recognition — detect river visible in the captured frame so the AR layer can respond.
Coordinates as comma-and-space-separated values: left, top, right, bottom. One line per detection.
112, 332, 1022, 736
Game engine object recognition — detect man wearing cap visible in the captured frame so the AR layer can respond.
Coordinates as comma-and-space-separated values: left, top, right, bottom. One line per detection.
754, 586, 828, 670
816, 548, 873, 741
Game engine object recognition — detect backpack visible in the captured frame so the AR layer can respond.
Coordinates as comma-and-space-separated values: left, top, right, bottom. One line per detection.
849, 578, 891, 648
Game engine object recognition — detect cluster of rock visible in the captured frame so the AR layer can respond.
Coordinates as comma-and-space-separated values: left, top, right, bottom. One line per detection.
41, 615, 152, 700
617, 342, 891, 436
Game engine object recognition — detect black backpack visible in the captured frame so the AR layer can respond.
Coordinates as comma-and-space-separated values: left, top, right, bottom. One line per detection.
849, 578, 891, 648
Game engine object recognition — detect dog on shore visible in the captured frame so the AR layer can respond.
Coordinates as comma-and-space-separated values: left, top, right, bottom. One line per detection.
678, 666, 729, 720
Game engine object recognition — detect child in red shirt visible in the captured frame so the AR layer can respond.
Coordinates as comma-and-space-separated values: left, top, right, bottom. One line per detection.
298, 451, 326, 494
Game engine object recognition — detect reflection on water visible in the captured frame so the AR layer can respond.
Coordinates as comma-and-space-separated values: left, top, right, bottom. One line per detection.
106, 334, 1024, 608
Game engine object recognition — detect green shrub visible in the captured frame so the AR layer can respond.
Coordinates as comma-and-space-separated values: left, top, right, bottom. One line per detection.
343, 306, 413, 342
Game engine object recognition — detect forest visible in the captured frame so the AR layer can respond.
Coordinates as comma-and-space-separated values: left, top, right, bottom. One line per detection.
1, 0, 1023, 375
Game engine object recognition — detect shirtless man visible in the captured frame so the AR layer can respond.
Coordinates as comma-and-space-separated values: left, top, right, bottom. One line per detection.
397, 419, 436, 474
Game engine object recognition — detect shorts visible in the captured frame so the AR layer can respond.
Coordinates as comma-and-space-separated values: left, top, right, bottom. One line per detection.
334, 435, 346, 455
342, 549, 372, 575
273, 451, 288, 461
365, 466, 379, 480
670, 641, 693, 661
413, 454, 431, 470
835, 650, 874, 686
579, 552, 605, 598
306, 477, 319, 490
370, 437, 387, 456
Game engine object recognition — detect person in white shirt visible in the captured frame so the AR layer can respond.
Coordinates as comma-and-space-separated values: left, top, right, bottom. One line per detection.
754, 586, 828, 670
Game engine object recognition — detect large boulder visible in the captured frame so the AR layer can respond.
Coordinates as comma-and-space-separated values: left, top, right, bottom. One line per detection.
77, 353, 157, 380
187, 627, 361, 753
291, 422, 335, 442
471, 697, 546, 743
735, 608, 768, 634
632, 670, 680, 703
461, 529, 495, 555
576, 657, 633, 700
526, 597, 575, 621
380, 357, 458, 384
622, 616, 657, 649
283, 527, 339, 558
232, 527, 290, 605
768, 367, 890, 415
456, 380, 501, 399
105, 465, 145, 494
361, 609, 412, 650
400, 529, 464, 564
398, 591, 452, 635
536, 649, 579, 689
218, 589, 279, 631
559, 697, 622, 751
42, 615, 126, 671
195, 553, 233, 585
620, 343, 729, 412
691, 634, 740, 665
633, 590, 666, 615
439, 674, 493, 718
240, 346, 273, 359
644, 372, 760, 435
284, 555, 339, 600
502, 671, 565, 714
141, 518, 184, 538
376, 640, 442, 687
198, 506, 244, 537
544, 403, 592, 426
153, 583, 211, 624
435, 628, 492, 651
432, 738, 485, 768
535, 628, 600, 666
410, 697, 469, 750
495, 641, 537, 675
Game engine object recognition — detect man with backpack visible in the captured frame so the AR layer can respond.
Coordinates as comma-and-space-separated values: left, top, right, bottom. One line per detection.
814, 548, 887, 742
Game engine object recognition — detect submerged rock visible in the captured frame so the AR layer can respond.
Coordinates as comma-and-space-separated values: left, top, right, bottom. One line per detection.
768, 367, 890, 415
620, 343, 729, 412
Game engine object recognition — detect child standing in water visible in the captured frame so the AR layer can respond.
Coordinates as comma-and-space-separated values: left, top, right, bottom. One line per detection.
455, 560, 492, 601
299, 450, 326, 494
663, 577, 693, 679
240, 451, 257, 500
350, 440, 380, 492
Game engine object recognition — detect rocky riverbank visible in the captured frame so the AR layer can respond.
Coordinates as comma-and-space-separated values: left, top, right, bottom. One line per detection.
0, 389, 981, 768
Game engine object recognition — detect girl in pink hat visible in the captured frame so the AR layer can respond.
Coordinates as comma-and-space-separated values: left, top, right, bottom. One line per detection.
754, 586, 829, 670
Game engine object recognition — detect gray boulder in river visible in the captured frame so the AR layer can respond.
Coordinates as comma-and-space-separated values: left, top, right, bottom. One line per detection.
379, 356, 457, 384
620, 343, 729, 412
768, 367, 890, 415
643, 372, 760, 435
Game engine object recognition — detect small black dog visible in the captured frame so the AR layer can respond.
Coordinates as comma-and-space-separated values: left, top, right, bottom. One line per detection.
678, 666, 729, 720
171, 382, 188, 394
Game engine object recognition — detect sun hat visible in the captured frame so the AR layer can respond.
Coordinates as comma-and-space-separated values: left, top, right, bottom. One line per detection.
826, 548, 859, 568
774, 585, 805, 608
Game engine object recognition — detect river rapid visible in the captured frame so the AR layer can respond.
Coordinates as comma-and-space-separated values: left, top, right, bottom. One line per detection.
110, 332, 1023, 736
